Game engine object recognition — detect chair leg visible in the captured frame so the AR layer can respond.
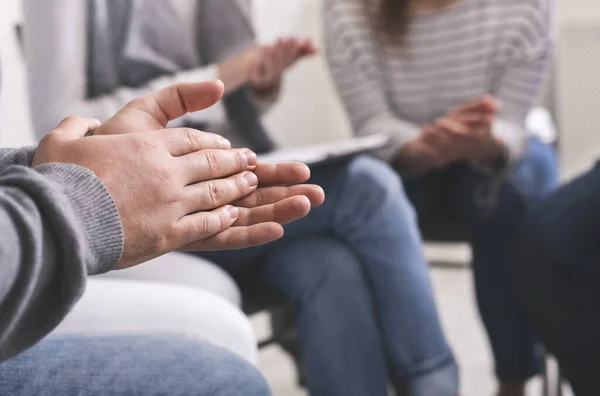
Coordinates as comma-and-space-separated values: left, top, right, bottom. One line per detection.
269, 305, 306, 387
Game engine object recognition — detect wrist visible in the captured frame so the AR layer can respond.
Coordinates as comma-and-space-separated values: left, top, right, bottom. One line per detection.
218, 53, 254, 95
251, 78, 281, 98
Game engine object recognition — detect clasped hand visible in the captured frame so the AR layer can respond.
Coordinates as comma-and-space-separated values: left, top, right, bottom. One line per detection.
398, 96, 505, 172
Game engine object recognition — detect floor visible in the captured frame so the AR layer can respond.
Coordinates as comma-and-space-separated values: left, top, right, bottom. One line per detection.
251, 244, 573, 396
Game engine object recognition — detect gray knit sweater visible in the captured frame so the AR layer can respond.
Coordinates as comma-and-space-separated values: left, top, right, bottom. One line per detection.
0, 147, 123, 362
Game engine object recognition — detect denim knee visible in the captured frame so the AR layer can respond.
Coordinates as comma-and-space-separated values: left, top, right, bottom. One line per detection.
266, 237, 369, 307
338, 155, 417, 222
0, 336, 272, 396
510, 138, 558, 200
345, 155, 404, 195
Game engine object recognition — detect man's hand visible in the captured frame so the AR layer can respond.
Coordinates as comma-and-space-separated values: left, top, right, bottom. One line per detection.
33, 117, 275, 268
248, 37, 318, 94
92, 80, 325, 254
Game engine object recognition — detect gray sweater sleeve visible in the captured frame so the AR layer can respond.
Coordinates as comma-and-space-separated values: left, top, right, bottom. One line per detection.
0, 148, 123, 362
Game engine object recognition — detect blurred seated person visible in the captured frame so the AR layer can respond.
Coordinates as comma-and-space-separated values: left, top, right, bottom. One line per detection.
514, 162, 600, 396
25, 0, 459, 395
0, 78, 323, 394
324, 0, 558, 395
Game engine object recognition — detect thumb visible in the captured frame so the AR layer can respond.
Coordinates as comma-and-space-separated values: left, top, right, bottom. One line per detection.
52, 116, 102, 141
125, 80, 225, 127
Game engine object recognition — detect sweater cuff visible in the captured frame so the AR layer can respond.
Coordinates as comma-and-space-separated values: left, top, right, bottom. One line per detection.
493, 118, 527, 165
35, 163, 123, 275
0, 146, 37, 167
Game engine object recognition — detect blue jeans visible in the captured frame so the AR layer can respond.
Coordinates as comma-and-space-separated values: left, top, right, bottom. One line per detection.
0, 335, 271, 396
196, 155, 458, 396
403, 138, 558, 382
514, 161, 600, 396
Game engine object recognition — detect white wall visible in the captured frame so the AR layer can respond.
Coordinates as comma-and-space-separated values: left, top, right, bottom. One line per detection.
0, 0, 33, 147
253, 0, 352, 146
0, 0, 351, 149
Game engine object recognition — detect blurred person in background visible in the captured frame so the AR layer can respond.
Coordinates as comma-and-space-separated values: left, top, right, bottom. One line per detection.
514, 162, 600, 396
25, 0, 460, 395
325, 0, 557, 395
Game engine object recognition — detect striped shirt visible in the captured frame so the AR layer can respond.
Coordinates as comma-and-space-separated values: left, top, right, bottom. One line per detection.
324, 0, 555, 163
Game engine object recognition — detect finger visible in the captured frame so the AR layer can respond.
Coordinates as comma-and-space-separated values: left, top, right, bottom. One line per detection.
420, 129, 452, 166
436, 117, 470, 135
173, 205, 240, 248
156, 128, 231, 156
451, 96, 500, 116
234, 196, 312, 227
124, 80, 225, 127
284, 39, 300, 68
422, 126, 451, 149
233, 185, 325, 208
50, 116, 102, 141
273, 41, 288, 72
451, 112, 488, 124
180, 148, 257, 184
181, 223, 284, 251
253, 162, 311, 186
182, 171, 258, 213
297, 37, 317, 54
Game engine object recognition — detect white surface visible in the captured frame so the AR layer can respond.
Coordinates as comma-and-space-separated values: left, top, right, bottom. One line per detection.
556, 14, 600, 181
258, 134, 389, 165
54, 277, 258, 364
98, 252, 242, 307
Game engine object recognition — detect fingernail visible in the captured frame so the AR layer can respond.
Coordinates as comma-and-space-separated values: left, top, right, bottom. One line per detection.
243, 171, 258, 187
245, 150, 257, 167
227, 206, 240, 218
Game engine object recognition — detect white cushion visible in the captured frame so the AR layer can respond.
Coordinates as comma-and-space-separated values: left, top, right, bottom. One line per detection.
97, 253, 241, 307
53, 278, 258, 364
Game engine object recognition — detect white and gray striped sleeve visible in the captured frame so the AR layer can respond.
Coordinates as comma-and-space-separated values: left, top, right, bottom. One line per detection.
323, 0, 420, 162
492, 0, 555, 164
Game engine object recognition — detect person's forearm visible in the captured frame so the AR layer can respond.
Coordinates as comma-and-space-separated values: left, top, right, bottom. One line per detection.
0, 164, 122, 362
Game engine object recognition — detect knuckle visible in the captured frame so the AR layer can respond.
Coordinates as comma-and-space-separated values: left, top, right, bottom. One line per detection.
157, 163, 175, 183
199, 214, 215, 235
207, 181, 222, 207
61, 116, 82, 124
203, 150, 223, 174
235, 150, 247, 169
234, 175, 249, 193
181, 128, 201, 149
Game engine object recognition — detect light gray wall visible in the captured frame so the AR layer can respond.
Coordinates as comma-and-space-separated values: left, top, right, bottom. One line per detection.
0, 0, 33, 147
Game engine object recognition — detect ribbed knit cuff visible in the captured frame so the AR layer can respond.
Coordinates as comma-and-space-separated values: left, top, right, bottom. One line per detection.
36, 163, 123, 275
